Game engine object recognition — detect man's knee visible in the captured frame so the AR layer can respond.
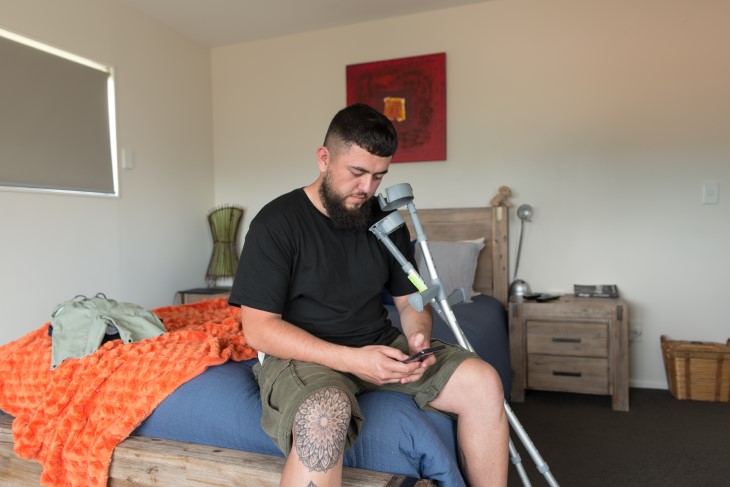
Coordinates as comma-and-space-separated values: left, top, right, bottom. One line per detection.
459, 358, 505, 408
292, 386, 352, 473
482, 361, 504, 395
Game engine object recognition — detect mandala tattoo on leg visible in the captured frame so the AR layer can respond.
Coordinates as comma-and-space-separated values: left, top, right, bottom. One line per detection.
293, 387, 351, 473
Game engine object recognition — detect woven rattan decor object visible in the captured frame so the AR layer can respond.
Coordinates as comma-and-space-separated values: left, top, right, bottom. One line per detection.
661, 335, 730, 402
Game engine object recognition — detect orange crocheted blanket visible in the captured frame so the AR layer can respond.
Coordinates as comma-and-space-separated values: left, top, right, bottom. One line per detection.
0, 297, 256, 487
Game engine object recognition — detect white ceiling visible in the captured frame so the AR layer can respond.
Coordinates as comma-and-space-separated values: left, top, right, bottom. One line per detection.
117, 0, 491, 47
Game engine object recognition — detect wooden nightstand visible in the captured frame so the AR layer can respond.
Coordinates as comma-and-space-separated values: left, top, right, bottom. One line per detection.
509, 294, 629, 411
177, 287, 230, 304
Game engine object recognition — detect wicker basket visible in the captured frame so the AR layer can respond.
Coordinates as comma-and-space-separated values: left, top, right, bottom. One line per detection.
661, 335, 730, 402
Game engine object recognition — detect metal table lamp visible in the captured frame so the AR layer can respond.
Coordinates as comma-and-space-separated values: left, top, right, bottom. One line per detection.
509, 203, 533, 297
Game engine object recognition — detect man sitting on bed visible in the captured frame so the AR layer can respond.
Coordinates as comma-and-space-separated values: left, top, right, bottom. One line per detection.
228, 103, 508, 487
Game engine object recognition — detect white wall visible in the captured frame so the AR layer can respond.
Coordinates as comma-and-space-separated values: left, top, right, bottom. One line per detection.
0, 0, 215, 344
1, 0, 726, 390
212, 0, 730, 389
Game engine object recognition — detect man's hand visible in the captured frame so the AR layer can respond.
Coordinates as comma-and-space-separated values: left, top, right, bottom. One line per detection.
392, 295, 435, 373
408, 332, 428, 356
346, 345, 428, 385
406, 332, 437, 368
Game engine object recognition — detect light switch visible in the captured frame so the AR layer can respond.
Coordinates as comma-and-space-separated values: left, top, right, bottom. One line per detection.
121, 149, 135, 170
702, 182, 719, 205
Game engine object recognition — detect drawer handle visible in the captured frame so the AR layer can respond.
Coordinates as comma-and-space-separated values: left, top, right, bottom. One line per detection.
552, 337, 581, 343
553, 371, 582, 378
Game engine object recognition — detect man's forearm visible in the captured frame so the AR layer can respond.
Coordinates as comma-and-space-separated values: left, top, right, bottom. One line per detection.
241, 304, 427, 385
394, 296, 433, 344
241, 309, 352, 370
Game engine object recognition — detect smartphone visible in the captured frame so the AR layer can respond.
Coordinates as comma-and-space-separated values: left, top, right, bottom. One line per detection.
403, 345, 446, 363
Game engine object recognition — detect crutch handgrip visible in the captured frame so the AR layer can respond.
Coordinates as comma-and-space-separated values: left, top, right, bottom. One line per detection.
447, 288, 467, 307
408, 286, 439, 312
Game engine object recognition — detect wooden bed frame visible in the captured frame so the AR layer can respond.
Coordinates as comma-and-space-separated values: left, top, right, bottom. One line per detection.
0, 206, 509, 486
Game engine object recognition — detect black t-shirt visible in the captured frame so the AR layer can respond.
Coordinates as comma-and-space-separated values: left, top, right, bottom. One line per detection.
228, 188, 417, 347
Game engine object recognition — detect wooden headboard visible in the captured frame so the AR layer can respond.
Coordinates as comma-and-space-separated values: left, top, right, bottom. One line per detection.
400, 206, 509, 307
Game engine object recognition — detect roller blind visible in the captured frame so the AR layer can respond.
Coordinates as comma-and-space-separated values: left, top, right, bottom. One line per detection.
0, 31, 116, 195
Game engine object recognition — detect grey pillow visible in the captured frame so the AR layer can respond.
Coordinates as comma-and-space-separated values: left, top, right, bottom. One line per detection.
414, 239, 485, 302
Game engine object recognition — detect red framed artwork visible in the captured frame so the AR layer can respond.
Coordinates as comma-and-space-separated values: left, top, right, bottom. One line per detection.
346, 52, 446, 163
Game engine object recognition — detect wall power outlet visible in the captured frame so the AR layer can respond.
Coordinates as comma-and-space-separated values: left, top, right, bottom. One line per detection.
629, 321, 643, 342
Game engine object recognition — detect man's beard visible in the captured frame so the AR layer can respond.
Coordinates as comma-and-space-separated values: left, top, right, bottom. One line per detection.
319, 172, 374, 231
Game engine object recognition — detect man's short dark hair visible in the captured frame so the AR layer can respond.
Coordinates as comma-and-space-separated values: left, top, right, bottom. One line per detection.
324, 104, 398, 157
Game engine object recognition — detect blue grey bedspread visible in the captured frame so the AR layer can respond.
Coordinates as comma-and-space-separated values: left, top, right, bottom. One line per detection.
134, 295, 510, 486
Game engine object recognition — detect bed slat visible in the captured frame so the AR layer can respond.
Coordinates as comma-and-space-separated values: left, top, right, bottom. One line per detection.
0, 415, 433, 487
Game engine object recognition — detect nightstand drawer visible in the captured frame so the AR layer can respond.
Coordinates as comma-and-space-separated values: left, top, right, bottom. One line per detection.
527, 321, 608, 357
528, 355, 609, 394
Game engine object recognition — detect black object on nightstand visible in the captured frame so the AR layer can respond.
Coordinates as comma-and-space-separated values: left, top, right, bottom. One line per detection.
535, 294, 560, 302
523, 293, 560, 302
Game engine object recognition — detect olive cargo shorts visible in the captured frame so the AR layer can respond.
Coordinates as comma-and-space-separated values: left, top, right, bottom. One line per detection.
253, 334, 477, 456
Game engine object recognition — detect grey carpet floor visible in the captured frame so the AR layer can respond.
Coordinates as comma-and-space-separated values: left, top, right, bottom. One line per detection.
505, 388, 729, 487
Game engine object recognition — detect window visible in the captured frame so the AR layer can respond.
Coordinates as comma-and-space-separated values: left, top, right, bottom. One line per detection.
0, 28, 117, 196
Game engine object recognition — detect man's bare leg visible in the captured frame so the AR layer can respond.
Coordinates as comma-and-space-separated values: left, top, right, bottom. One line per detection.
279, 387, 352, 487
429, 358, 509, 487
